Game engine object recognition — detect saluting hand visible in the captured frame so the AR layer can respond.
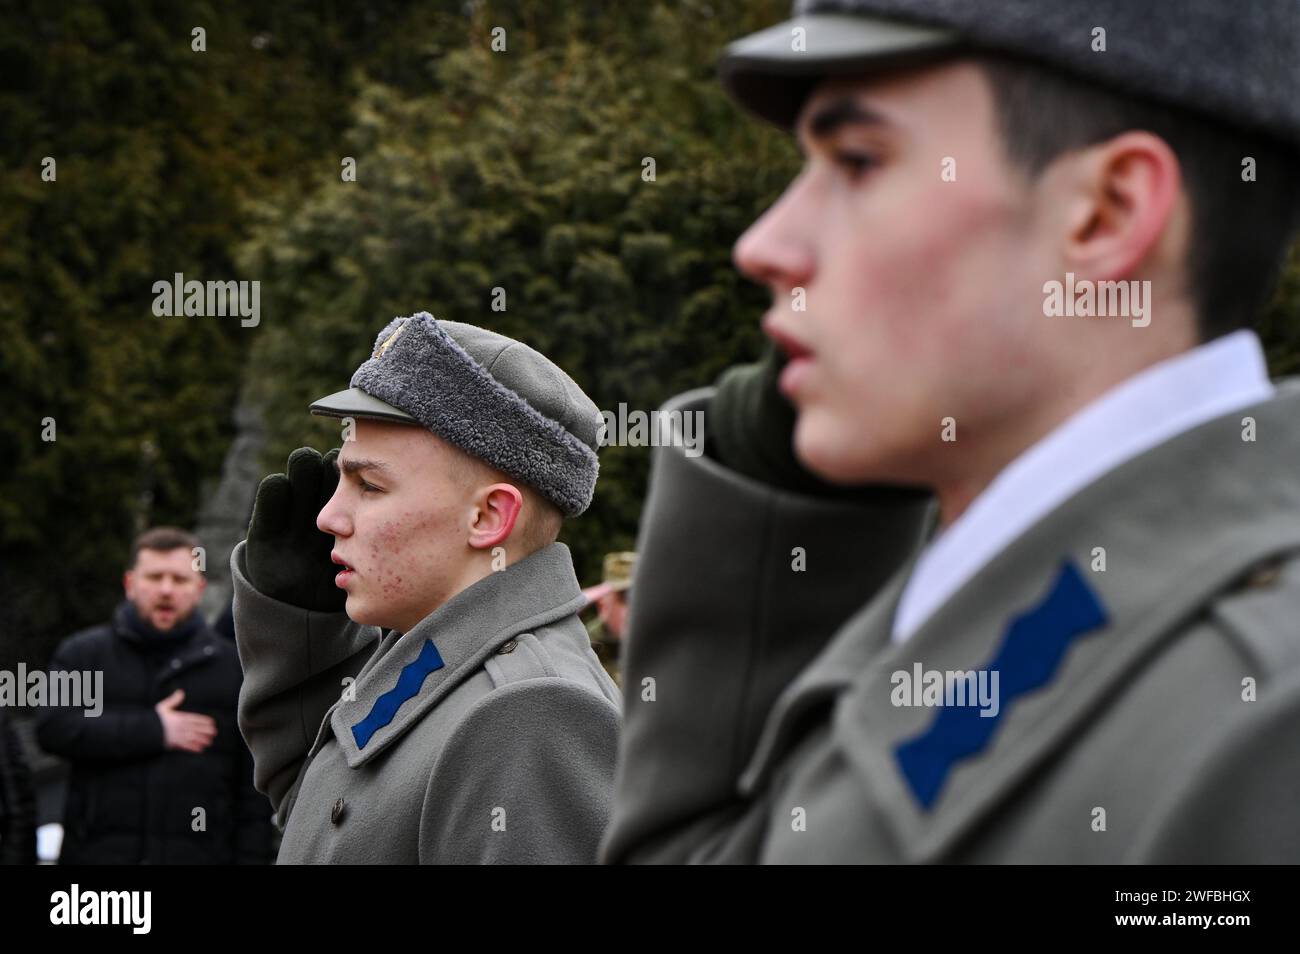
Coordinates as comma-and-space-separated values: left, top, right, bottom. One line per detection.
245, 446, 346, 612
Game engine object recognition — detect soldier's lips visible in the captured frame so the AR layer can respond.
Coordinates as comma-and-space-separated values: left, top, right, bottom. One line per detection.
779, 356, 814, 398
764, 321, 816, 399
332, 551, 356, 588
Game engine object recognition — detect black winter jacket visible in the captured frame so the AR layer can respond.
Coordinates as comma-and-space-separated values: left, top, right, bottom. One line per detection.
0, 706, 37, 864
35, 602, 272, 864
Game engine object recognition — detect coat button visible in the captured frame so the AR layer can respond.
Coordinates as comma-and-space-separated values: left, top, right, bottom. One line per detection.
497, 639, 517, 654
171, 659, 181, 669
204, 645, 215, 656
331, 798, 346, 825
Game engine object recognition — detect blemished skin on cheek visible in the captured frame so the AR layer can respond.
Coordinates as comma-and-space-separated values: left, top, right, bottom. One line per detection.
741, 61, 1056, 491
316, 420, 490, 634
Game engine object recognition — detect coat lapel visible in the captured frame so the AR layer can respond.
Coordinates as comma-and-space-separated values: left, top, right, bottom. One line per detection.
738, 562, 914, 795
891, 559, 1109, 811
841, 382, 1300, 861
745, 382, 1300, 859
326, 543, 586, 768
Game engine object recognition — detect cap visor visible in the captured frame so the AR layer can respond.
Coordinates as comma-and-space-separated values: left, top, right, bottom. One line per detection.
309, 387, 416, 424
719, 14, 961, 129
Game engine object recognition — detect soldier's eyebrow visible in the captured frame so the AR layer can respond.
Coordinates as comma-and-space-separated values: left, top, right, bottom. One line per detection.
797, 96, 891, 155
339, 457, 392, 478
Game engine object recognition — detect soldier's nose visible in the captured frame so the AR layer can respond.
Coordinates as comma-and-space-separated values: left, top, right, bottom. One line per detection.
732, 206, 815, 294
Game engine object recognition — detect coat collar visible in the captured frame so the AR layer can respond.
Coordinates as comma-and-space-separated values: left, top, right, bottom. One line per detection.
110, 602, 223, 685
742, 381, 1300, 861
325, 542, 585, 768
112, 601, 206, 649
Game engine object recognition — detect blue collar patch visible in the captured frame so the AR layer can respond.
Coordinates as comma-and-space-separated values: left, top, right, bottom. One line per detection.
351, 639, 446, 750
893, 560, 1109, 811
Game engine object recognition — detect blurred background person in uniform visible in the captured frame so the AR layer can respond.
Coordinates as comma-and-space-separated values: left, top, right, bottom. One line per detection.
583, 552, 637, 689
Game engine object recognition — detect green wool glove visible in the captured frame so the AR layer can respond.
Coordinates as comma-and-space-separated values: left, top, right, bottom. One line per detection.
707, 343, 925, 502
245, 447, 347, 613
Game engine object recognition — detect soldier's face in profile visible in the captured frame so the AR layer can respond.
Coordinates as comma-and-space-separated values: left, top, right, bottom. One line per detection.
317, 420, 489, 634
734, 59, 1062, 491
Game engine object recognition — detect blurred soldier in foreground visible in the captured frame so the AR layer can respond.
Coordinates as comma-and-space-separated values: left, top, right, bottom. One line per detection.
603, 0, 1300, 863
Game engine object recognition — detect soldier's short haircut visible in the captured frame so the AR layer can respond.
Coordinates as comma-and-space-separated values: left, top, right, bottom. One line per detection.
977, 52, 1300, 342
445, 445, 563, 555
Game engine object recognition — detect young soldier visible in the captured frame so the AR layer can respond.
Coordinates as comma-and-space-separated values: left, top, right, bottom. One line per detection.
233, 313, 620, 863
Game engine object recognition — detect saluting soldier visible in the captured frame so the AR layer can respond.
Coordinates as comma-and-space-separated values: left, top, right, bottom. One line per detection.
232, 312, 621, 863
603, 0, 1300, 863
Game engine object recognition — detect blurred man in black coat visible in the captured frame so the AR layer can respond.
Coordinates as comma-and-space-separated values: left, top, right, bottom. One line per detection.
36, 526, 272, 864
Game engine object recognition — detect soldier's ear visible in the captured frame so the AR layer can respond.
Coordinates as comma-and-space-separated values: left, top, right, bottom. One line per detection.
467, 484, 524, 550
1061, 130, 1182, 284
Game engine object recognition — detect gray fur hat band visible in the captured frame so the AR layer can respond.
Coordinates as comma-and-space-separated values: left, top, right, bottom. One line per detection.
310, 313, 601, 517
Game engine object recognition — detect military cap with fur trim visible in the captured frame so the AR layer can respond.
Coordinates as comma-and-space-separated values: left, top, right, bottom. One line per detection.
310, 313, 601, 517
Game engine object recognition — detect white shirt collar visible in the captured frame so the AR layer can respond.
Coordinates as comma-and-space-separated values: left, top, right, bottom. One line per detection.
891, 330, 1275, 644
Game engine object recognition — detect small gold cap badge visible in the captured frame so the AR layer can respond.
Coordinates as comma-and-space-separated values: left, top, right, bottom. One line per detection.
373, 322, 406, 359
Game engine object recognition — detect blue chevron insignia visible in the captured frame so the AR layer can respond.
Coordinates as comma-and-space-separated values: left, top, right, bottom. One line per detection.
894, 560, 1109, 810
351, 638, 446, 750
